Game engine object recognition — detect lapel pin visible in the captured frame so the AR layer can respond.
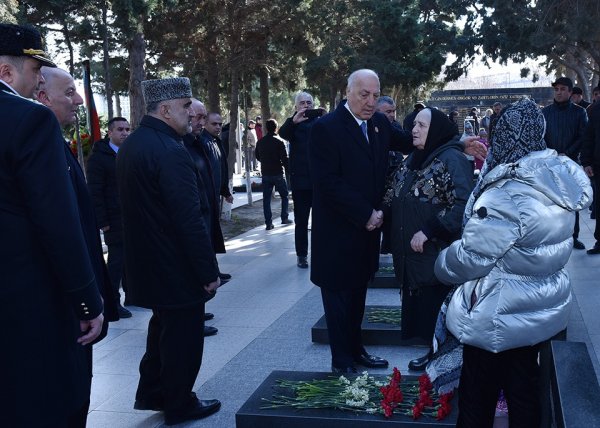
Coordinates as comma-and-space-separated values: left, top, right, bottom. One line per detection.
374, 126, 379, 133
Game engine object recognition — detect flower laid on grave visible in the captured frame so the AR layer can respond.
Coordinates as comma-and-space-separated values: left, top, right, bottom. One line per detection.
261, 368, 453, 421
378, 266, 395, 273
366, 307, 401, 325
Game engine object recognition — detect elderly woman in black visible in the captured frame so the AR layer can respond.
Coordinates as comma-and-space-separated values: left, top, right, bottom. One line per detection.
384, 108, 473, 371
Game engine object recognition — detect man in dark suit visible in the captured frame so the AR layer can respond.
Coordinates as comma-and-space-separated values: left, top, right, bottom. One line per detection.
310, 69, 486, 373
309, 69, 413, 373
0, 24, 104, 427
87, 117, 133, 318
117, 77, 221, 426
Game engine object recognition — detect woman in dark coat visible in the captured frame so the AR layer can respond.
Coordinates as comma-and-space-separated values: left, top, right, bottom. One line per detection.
384, 108, 473, 370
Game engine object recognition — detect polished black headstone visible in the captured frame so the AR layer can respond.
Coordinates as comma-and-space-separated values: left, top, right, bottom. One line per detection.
312, 305, 402, 345
236, 370, 457, 428
370, 259, 400, 289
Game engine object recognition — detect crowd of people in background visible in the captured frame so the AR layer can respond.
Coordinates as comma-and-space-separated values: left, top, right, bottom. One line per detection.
3, 20, 600, 428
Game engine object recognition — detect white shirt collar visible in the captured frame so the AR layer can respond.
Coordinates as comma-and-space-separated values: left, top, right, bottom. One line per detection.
344, 101, 366, 127
109, 141, 120, 153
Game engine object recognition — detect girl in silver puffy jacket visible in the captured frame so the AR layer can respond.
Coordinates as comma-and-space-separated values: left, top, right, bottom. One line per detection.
435, 97, 593, 427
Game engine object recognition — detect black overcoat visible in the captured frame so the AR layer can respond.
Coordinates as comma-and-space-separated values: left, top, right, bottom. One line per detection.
116, 116, 219, 309
309, 101, 412, 290
86, 138, 123, 245
0, 82, 103, 426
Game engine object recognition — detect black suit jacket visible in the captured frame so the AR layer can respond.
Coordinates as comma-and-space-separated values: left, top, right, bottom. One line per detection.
0, 81, 103, 426
309, 101, 412, 290
117, 116, 219, 309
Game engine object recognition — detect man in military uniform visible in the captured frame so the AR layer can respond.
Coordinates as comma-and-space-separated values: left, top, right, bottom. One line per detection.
0, 24, 104, 427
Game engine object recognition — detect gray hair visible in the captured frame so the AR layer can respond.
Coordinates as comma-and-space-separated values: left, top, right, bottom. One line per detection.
347, 69, 379, 91
294, 91, 313, 106
376, 96, 395, 108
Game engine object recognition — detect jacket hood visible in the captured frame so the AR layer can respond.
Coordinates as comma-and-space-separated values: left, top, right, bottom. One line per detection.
482, 148, 592, 211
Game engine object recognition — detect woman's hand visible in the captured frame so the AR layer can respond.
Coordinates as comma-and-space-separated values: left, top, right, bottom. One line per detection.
410, 230, 428, 253
463, 136, 488, 161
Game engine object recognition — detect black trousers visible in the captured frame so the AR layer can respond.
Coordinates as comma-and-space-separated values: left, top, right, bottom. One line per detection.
457, 344, 540, 428
320, 287, 367, 368
106, 241, 124, 303
292, 189, 312, 257
136, 304, 205, 415
573, 211, 580, 239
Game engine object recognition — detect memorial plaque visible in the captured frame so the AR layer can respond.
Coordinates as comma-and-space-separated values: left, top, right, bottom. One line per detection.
236, 370, 457, 428
312, 305, 402, 345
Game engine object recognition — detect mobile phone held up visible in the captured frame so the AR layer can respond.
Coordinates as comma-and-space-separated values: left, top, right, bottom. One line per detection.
304, 108, 324, 120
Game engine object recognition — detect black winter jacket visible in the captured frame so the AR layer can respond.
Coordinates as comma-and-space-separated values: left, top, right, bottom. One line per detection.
116, 116, 218, 308
385, 136, 473, 291
86, 138, 122, 244
542, 100, 588, 161
279, 115, 318, 190
581, 102, 600, 168
255, 132, 289, 176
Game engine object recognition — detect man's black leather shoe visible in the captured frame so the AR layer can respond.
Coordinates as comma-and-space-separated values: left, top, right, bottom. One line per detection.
219, 272, 232, 281
331, 365, 358, 374
354, 353, 389, 368
203, 326, 218, 337
164, 399, 221, 425
573, 238, 585, 250
282, 218, 294, 225
587, 242, 600, 255
408, 351, 432, 371
266, 223, 274, 230
204, 312, 214, 321
297, 256, 308, 269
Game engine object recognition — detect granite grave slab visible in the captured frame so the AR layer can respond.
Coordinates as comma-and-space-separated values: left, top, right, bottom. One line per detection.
236, 370, 456, 427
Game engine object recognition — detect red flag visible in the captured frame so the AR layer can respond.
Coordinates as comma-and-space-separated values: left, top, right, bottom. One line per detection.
82, 60, 101, 142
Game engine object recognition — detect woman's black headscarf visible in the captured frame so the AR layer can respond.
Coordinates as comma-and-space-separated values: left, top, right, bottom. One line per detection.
408, 108, 459, 170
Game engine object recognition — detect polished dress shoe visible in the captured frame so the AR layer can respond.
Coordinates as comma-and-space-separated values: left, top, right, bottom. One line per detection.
354, 353, 389, 368
204, 312, 214, 321
408, 350, 432, 371
331, 365, 358, 374
118, 304, 132, 319
281, 218, 294, 225
219, 272, 232, 281
203, 326, 218, 337
297, 256, 308, 269
266, 223, 274, 230
164, 399, 221, 425
587, 242, 600, 255
573, 238, 585, 250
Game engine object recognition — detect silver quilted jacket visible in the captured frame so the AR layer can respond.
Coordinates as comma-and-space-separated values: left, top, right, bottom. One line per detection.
435, 149, 592, 352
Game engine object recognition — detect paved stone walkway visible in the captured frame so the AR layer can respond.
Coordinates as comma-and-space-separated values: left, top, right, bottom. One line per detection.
87, 209, 600, 427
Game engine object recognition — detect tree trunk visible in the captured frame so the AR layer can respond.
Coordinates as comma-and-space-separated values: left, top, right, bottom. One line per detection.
102, 1, 114, 120
259, 65, 270, 120
60, 17, 75, 76
115, 94, 122, 117
228, 68, 240, 180
206, 35, 220, 114
128, 28, 146, 129
259, 38, 271, 120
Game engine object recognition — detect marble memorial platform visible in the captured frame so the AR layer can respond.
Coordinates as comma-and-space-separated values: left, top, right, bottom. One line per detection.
236, 370, 457, 428
312, 305, 402, 345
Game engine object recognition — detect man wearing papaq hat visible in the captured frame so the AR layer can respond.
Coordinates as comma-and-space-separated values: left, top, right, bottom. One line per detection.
0, 23, 105, 427
116, 77, 221, 425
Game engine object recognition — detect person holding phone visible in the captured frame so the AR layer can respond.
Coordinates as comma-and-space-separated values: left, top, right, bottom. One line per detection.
279, 91, 325, 268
